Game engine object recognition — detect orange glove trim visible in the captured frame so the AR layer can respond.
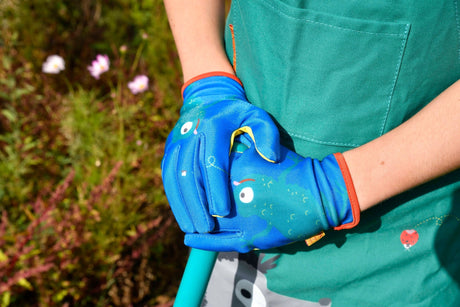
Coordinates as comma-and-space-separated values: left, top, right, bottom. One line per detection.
333, 152, 361, 230
181, 71, 242, 97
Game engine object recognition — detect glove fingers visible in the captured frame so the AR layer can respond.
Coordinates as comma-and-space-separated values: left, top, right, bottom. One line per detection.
162, 146, 196, 233
201, 141, 232, 217
176, 140, 215, 233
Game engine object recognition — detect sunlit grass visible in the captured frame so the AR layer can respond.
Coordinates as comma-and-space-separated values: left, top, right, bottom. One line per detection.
0, 1, 185, 306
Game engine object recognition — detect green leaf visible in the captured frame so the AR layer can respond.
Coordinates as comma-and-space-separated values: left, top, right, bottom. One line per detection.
17, 278, 33, 290
2, 56, 12, 71
11, 84, 35, 100
1, 291, 11, 307
1, 109, 17, 123
53, 289, 68, 303
0, 249, 7, 262
0, 77, 15, 89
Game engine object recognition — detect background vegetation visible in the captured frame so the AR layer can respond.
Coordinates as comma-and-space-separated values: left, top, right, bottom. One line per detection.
0, 1, 188, 306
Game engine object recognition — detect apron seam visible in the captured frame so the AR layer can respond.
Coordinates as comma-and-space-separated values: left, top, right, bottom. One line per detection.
454, 0, 460, 61
379, 23, 411, 135
261, 0, 407, 37
286, 131, 360, 148
233, 0, 250, 77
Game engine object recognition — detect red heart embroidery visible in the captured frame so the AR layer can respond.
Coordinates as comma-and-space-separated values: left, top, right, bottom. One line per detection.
400, 229, 419, 250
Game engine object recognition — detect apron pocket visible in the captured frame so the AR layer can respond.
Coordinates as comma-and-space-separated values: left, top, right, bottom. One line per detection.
227, 0, 410, 149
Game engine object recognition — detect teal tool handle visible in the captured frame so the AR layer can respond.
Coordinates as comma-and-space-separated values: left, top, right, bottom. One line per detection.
174, 249, 218, 307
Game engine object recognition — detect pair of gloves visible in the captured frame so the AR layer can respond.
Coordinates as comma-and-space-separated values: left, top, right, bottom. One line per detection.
161, 72, 360, 253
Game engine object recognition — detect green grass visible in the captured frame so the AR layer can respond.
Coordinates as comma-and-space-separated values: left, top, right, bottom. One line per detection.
0, 1, 187, 306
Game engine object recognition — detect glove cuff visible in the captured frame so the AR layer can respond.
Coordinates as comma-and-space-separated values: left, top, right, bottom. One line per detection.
181, 71, 243, 97
332, 152, 361, 230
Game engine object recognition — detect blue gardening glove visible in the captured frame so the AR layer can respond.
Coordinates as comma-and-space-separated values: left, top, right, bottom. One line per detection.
184, 137, 360, 253
161, 72, 281, 234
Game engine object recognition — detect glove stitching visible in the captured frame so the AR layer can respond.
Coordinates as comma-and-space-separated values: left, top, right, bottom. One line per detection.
193, 135, 213, 232
173, 145, 196, 233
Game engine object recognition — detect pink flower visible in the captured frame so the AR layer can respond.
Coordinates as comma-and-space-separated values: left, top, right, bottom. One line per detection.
42, 55, 65, 74
128, 75, 149, 94
88, 54, 110, 79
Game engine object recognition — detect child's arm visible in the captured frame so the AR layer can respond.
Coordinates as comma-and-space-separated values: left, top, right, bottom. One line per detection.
162, 0, 282, 229
344, 79, 460, 211
163, 0, 234, 81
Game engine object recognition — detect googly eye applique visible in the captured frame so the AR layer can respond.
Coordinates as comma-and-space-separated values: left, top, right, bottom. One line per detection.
180, 121, 194, 135
233, 178, 256, 204
239, 187, 254, 204
180, 119, 201, 135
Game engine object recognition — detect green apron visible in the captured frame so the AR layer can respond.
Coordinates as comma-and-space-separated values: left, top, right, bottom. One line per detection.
204, 0, 460, 306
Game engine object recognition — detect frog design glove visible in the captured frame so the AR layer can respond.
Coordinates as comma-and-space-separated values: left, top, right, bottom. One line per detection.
185, 139, 360, 253
161, 72, 281, 235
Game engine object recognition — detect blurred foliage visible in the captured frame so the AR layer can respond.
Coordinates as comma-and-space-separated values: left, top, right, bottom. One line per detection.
0, 0, 187, 306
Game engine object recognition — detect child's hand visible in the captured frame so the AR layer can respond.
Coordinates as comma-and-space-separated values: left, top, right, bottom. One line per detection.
161, 72, 281, 234
185, 137, 360, 252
